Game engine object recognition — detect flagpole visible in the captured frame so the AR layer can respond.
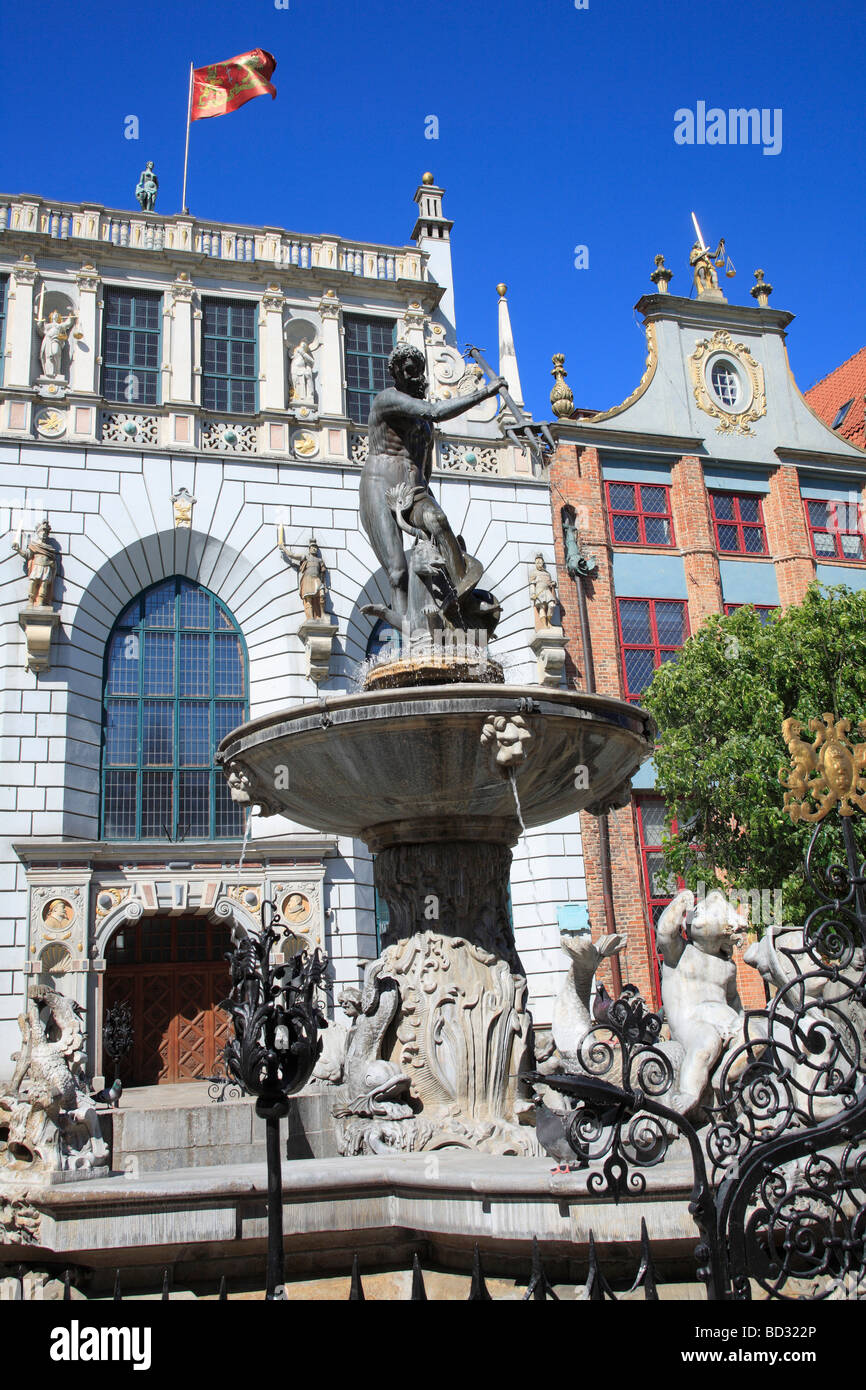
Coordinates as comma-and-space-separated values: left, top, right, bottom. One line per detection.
181, 62, 194, 213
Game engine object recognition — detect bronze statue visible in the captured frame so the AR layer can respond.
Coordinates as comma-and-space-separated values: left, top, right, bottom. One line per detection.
359, 343, 505, 636
135, 161, 158, 212
13, 519, 57, 608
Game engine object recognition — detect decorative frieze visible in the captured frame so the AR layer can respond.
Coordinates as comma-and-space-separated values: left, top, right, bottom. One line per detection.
100, 411, 159, 445
200, 419, 257, 453
437, 440, 500, 475
349, 432, 369, 465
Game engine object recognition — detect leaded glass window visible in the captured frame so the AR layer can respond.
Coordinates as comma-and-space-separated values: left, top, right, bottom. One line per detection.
102, 578, 248, 840
344, 315, 396, 423
102, 287, 161, 405
201, 298, 258, 414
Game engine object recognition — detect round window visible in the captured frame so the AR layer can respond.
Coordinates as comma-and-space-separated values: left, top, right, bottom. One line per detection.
710, 359, 741, 408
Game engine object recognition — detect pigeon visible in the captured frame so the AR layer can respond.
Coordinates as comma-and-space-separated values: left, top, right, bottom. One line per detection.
592, 981, 615, 1026
90, 1078, 122, 1108
534, 1100, 581, 1170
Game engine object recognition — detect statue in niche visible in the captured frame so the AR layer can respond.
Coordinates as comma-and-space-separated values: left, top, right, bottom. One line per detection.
290, 340, 316, 404
278, 532, 328, 620
689, 238, 725, 297
359, 343, 506, 637
12, 519, 58, 608
35, 308, 77, 379
135, 161, 158, 212
529, 554, 558, 627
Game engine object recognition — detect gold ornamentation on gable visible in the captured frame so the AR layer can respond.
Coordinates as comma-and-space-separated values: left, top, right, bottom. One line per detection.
588, 323, 658, 423
780, 714, 866, 822
689, 329, 766, 436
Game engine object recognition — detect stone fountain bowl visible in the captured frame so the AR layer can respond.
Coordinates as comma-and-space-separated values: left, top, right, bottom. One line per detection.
217, 684, 654, 849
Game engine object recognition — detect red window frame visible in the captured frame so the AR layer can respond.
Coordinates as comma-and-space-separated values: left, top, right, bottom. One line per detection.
723, 603, 778, 624
616, 597, 690, 703
803, 496, 866, 563
605, 480, 675, 548
709, 491, 768, 555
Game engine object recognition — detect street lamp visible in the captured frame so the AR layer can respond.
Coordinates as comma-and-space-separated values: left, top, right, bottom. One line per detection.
221, 898, 327, 1299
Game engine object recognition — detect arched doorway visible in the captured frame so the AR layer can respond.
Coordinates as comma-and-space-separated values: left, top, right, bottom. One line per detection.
103, 917, 231, 1084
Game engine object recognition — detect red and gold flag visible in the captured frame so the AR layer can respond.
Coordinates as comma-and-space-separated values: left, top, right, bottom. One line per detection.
191, 49, 277, 122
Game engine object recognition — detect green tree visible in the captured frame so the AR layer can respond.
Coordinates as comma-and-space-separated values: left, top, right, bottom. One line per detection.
642, 584, 866, 927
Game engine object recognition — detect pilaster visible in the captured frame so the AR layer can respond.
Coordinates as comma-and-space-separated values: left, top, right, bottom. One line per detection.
317, 291, 344, 417
670, 454, 723, 628
70, 264, 100, 395
7, 256, 37, 388
764, 463, 815, 608
261, 284, 287, 412
167, 273, 195, 405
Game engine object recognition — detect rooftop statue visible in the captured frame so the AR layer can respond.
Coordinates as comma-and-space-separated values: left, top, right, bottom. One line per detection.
359, 343, 505, 638
135, 161, 158, 212
690, 237, 725, 298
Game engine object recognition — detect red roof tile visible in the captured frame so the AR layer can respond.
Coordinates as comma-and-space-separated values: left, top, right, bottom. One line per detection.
805, 345, 866, 450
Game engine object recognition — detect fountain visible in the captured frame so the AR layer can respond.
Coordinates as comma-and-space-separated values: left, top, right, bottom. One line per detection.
217, 344, 655, 1155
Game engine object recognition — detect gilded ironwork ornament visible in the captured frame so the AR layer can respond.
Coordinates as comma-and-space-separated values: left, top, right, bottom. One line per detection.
780, 713, 866, 822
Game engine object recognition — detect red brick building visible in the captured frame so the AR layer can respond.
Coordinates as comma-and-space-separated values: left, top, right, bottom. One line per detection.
547, 254, 866, 1009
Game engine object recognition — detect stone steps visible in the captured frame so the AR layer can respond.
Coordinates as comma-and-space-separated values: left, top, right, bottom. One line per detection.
104, 1088, 336, 1174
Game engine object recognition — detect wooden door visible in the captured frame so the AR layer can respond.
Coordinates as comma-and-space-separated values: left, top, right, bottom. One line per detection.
103, 919, 231, 1084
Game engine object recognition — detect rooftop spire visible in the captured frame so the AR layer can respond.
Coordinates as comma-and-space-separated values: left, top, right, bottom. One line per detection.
496, 283, 524, 409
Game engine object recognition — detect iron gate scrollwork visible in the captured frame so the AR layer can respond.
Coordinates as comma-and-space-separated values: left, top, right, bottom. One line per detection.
536, 712, 866, 1301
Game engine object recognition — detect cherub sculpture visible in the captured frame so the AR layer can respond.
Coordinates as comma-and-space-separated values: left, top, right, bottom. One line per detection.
657, 888, 749, 1116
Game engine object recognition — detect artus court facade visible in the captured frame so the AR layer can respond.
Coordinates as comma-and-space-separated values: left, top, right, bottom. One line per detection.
0, 177, 584, 1086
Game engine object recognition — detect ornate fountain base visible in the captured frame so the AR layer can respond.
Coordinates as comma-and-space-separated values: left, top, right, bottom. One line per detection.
216, 678, 655, 1157
334, 840, 541, 1156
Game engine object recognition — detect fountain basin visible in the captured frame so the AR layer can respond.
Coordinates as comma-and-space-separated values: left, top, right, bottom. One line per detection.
217, 683, 654, 849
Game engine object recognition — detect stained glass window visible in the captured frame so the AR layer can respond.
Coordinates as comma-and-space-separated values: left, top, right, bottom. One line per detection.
102, 578, 248, 840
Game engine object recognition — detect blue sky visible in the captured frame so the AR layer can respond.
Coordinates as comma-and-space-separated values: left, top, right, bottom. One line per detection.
2, 0, 864, 419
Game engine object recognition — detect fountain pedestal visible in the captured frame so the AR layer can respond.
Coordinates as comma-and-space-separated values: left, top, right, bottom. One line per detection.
337, 838, 539, 1155
217, 682, 654, 1155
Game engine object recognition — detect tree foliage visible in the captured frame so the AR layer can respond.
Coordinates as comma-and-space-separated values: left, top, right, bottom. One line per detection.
642, 584, 866, 926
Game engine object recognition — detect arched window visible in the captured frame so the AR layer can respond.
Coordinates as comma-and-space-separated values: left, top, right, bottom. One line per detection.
101, 578, 248, 840
366, 618, 394, 661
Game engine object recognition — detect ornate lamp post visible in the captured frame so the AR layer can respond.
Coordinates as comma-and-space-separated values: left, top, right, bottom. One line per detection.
221, 899, 327, 1299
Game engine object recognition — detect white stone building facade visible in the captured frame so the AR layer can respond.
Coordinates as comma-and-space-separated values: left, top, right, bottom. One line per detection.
0, 180, 584, 1084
